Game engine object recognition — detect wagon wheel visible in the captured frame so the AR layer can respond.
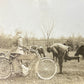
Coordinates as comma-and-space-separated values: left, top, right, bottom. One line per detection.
36, 58, 57, 80
0, 57, 11, 79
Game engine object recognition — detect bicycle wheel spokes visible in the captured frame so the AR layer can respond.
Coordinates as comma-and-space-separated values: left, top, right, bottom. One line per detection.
0, 58, 11, 79
36, 58, 57, 80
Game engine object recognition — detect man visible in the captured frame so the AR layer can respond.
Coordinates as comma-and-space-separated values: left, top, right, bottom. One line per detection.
47, 43, 69, 74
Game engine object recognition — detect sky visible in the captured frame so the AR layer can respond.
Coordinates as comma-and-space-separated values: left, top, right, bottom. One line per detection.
0, 0, 84, 38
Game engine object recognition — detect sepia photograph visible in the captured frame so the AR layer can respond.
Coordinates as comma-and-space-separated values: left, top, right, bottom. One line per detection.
0, 0, 84, 84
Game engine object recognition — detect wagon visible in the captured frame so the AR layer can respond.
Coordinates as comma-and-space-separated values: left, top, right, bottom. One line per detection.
0, 51, 57, 80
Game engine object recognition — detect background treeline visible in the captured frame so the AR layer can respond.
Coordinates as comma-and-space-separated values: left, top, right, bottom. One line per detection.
0, 32, 84, 51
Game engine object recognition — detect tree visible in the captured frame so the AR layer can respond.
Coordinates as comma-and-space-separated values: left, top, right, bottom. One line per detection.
24, 32, 29, 46
41, 20, 55, 46
30, 32, 36, 45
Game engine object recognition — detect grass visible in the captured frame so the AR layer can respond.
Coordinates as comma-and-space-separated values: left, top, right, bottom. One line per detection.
0, 49, 84, 84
